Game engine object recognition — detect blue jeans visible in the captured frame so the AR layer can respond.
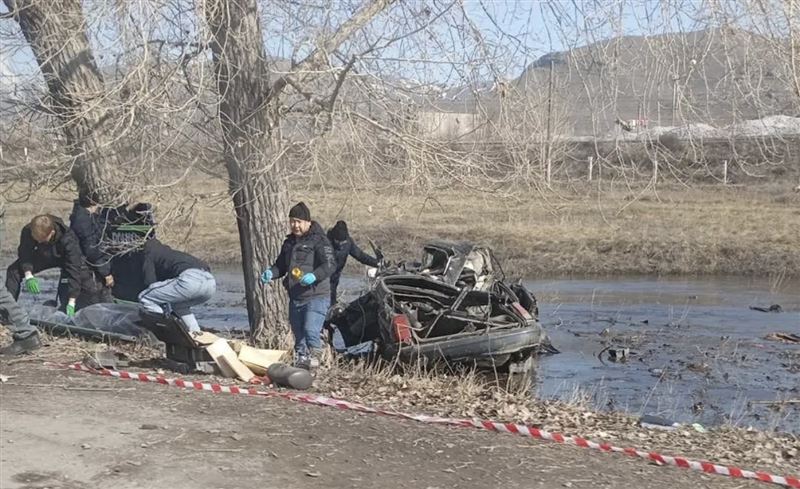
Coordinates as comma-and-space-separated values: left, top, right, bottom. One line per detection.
289, 296, 330, 357
138, 269, 216, 332
331, 328, 374, 357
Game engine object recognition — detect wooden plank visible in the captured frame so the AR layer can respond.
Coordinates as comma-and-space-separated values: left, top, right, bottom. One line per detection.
205, 338, 255, 382
237, 345, 287, 376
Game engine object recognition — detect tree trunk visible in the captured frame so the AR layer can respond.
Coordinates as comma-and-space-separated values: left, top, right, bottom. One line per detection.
204, 0, 290, 343
2, 0, 119, 199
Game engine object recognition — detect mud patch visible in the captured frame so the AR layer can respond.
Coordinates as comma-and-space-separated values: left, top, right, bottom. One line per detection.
12, 471, 83, 489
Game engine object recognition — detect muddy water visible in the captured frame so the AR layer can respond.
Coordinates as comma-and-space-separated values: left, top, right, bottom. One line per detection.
11, 266, 798, 432
529, 276, 800, 433
199, 269, 798, 431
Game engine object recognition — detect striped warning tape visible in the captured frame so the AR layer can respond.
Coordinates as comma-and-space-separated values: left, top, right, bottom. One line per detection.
54, 362, 799, 488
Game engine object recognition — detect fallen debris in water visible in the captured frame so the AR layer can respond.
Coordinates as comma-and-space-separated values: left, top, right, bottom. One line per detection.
749, 304, 783, 313
749, 399, 800, 406
764, 332, 800, 344
607, 347, 630, 363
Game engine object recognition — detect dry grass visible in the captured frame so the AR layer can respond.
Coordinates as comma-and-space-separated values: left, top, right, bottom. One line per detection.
2, 322, 797, 474
312, 355, 799, 475
2, 177, 798, 277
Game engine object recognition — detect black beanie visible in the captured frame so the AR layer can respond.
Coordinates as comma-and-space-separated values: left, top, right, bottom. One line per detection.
329, 220, 349, 242
288, 202, 311, 221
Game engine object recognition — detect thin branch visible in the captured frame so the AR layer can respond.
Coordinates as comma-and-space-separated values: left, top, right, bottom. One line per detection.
268, 0, 398, 102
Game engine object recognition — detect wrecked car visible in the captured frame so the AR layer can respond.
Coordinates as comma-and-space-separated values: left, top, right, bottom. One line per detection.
329, 241, 554, 372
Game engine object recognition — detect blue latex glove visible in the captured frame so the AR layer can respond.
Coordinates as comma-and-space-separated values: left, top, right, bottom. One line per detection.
260, 269, 273, 284
66, 303, 76, 317
300, 272, 316, 286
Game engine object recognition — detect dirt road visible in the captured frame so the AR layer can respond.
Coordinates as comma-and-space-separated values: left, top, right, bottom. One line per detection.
0, 361, 771, 489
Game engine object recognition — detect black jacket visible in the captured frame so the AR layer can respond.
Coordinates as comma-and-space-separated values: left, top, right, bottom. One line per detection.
142, 239, 210, 287
269, 221, 335, 303
330, 237, 379, 285
69, 202, 112, 277
18, 215, 85, 298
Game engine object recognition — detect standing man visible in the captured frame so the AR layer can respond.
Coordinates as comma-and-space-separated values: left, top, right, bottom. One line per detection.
66, 190, 114, 304
326, 220, 381, 304
5, 214, 93, 316
260, 202, 335, 370
0, 208, 40, 355
138, 238, 216, 334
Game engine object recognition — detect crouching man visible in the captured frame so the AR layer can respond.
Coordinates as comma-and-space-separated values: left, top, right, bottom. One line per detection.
261, 202, 335, 370
5, 214, 94, 317
138, 238, 215, 334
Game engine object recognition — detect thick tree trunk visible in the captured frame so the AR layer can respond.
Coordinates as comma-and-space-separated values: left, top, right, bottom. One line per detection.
204, 0, 290, 343
2, 0, 119, 199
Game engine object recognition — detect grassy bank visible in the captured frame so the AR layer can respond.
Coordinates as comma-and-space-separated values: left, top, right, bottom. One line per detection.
2, 178, 798, 277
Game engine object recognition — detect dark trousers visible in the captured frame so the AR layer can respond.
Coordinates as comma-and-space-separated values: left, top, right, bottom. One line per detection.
58, 269, 111, 309
5, 259, 102, 312
329, 276, 340, 305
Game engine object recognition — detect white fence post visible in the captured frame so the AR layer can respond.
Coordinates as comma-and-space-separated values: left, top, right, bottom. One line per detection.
723, 160, 728, 185
588, 156, 594, 182
653, 157, 658, 185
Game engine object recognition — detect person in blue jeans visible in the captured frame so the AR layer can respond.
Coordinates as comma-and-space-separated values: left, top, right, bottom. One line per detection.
261, 202, 335, 370
138, 238, 216, 333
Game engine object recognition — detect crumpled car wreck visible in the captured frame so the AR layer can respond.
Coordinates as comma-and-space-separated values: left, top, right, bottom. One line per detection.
329, 241, 555, 372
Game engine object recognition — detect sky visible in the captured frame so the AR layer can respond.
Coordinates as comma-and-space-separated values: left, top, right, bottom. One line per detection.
0, 0, 768, 93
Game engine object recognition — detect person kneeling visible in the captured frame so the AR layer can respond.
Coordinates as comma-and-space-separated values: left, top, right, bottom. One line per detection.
138, 238, 215, 334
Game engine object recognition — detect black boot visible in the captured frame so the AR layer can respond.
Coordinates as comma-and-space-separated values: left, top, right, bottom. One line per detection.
0, 333, 42, 356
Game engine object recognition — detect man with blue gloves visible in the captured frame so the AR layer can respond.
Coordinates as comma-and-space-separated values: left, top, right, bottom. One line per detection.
261, 202, 335, 370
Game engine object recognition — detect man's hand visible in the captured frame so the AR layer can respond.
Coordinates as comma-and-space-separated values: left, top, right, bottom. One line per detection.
66, 299, 76, 317
300, 272, 316, 286
24, 274, 40, 295
104, 275, 115, 288
260, 269, 273, 284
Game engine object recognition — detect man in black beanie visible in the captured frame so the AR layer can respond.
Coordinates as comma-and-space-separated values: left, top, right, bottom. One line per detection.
326, 220, 381, 305
261, 202, 335, 370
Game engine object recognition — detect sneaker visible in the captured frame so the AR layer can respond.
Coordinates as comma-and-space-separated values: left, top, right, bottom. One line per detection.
309, 348, 323, 370
294, 355, 311, 370
0, 333, 42, 356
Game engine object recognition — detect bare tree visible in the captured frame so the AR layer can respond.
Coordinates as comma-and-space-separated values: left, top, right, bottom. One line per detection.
1, 0, 121, 199
199, 0, 398, 341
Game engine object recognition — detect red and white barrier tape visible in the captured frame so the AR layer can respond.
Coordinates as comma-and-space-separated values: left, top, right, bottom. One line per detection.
54, 362, 799, 488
